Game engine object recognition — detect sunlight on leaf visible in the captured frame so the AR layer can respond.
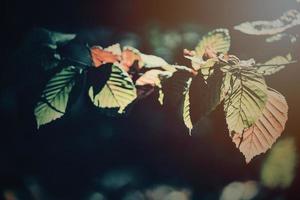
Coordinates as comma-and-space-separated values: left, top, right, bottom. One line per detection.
182, 80, 193, 134
232, 88, 288, 163
34, 66, 77, 128
196, 28, 230, 57
224, 68, 268, 134
260, 137, 297, 189
89, 64, 137, 114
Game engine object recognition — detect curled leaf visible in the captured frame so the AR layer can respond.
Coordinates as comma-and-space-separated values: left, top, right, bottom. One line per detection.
232, 88, 288, 163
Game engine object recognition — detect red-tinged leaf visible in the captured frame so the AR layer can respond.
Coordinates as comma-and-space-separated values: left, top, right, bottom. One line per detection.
232, 88, 288, 163
91, 46, 120, 67
121, 49, 142, 72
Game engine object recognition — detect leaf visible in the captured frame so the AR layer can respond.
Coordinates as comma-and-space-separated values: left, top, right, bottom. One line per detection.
234, 9, 300, 35
34, 66, 77, 128
140, 53, 169, 68
182, 69, 225, 133
89, 64, 137, 114
257, 54, 292, 75
136, 70, 173, 87
161, 71, 192, 108
260, 137, 297, 188
90, 45, 120, 67
49, 30, 76, 45
224, 68, 268, 134
182, 87, 193, 134
232, 88, 288, 163
195, 28, 230, 56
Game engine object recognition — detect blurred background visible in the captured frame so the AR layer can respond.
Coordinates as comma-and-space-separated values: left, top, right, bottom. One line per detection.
1, 0, 300, 199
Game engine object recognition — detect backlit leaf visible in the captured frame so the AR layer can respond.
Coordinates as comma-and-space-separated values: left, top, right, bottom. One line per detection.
224, 68, 268, 134
182, 80, 193, 134
232, 88, 288, 163
89, 64, 137, 114
34, 66, 77, 128
195, 29, 230, 56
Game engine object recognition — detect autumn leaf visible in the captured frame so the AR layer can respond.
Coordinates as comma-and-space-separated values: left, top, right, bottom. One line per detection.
232, 88, 288, 163
90, 44, 121, 67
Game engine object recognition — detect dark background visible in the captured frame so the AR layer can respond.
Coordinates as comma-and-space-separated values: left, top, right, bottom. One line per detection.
2, 0, 300, 199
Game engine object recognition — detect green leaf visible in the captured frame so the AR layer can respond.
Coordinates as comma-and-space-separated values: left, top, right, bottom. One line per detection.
224, 68, 268, 134
89, 64, 137, 114
34, 66, 77, 128
257, 54, 292, 75
182, 89, 193, 134
260, 137, 297, 189
195, 28, 230, 56
182, 69, 226, 133
161, 71, 192, 108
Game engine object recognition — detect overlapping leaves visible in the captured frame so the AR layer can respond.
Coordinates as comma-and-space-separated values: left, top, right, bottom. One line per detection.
89, 64, 137, 114
32, 28, 293, 164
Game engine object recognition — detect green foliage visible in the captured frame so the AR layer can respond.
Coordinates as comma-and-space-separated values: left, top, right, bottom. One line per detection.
182, 81, 193, 134
89, 64, 137, 114
224, 68, 268, 134
195, 28, 230, 56
34, 66, 77, 128
31, 28, 296, 163
260, 137, 297, 189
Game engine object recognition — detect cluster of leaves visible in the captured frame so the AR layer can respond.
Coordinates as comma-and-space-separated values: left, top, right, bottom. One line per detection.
33, 28, 295, 163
